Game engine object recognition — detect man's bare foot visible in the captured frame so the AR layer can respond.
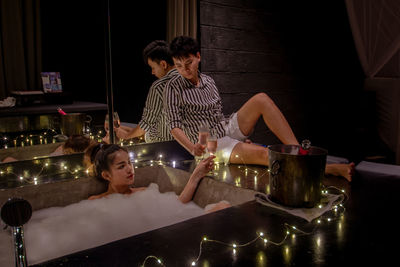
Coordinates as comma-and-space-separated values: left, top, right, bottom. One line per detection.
325, 162, 355, 182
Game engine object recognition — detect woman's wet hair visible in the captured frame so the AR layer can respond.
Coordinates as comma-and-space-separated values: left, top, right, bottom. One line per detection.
85, 143, 128, 181
143, 40, 174, 66
169, 36, 200, 60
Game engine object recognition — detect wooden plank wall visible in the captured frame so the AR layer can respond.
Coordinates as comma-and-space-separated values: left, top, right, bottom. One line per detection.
199, 0, 306, 145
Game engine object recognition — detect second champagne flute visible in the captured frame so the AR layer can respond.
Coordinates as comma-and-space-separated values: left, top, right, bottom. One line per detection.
207, 135, 217, 156
198, 125, 209, 159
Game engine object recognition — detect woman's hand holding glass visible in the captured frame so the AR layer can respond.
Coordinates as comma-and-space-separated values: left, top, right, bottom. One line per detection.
192, 155, 216, 180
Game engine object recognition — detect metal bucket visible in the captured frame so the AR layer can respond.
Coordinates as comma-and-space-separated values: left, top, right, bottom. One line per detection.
268, 144, 327, 208
60, 113, 87, 136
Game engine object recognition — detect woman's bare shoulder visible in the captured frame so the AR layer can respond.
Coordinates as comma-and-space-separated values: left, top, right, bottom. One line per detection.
88, 192, 108, 200
130, 187, 147, 193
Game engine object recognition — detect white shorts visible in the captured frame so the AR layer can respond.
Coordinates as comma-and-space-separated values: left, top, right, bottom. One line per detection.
212, 113, 250, 164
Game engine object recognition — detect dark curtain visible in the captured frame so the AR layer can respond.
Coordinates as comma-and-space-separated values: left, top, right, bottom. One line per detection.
0, 0, 41, 99
166, 0, 197, 43
345, 0, 400, 78
345, 0, 400, 164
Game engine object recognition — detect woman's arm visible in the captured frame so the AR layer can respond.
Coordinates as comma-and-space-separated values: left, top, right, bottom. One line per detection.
178, 156, 215, 203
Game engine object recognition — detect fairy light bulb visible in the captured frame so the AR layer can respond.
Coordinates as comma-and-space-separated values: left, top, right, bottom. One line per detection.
232, 243, 237, 248
203, 237, 207, 241
191, 261, 196, 266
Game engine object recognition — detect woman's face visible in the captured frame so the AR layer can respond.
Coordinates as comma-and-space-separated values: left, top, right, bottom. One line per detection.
102, 150, 135, 186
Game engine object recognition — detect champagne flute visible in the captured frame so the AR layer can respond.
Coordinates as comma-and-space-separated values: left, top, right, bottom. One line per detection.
105, 112, 120, 130
207, 135, 218, 156
104, 114, 110, 133
198, 124, 209, 159
113, 112, 120, 129
104, 112, 120, 143
206, 135, 217, 176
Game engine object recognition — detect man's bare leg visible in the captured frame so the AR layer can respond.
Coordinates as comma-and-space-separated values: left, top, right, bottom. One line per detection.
229, 142, 269, 165
229, 142, 355, 181
236, 93, 299, 145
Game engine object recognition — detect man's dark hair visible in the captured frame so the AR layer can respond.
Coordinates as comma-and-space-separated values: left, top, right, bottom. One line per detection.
169, 36, 200, 59
142, 40, 174, 66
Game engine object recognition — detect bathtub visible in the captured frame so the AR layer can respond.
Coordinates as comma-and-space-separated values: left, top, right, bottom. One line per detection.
0, 142, 257, 266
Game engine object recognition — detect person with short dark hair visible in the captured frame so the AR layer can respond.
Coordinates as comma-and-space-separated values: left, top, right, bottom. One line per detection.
164, 36, 354, 181
114, 40, 179, 143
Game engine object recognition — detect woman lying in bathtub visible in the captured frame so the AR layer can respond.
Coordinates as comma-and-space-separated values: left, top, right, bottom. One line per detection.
86, 143, 230, 212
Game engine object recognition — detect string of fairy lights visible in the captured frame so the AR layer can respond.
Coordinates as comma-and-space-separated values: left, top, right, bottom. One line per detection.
140, 185, 347, 267
0, 128, 144, 149
1, 143, 348, 267
0, 160, 87, 186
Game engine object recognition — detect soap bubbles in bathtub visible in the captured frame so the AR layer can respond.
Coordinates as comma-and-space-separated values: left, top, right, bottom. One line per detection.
21, 183, 205, 265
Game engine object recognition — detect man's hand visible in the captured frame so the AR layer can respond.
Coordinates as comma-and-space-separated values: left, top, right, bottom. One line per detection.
192, 143, 206, 156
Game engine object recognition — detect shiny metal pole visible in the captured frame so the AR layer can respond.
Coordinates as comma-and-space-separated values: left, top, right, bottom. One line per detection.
12, 227, 27, 267
105, 0, 115, 144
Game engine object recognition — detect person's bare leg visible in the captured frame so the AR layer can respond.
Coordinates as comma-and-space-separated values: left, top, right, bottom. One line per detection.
236, 93, 299, 145
229, 142, 355, 181
325, 162, 355, 182
229, 142, 269, 165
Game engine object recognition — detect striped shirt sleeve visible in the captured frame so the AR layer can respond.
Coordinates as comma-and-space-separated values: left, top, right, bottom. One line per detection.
138, 81, 163, 132
164, 76, 183, 130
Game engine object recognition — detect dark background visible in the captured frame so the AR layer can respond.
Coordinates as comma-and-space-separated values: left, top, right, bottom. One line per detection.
40, 0, 391, 163
40, 0, 167, 124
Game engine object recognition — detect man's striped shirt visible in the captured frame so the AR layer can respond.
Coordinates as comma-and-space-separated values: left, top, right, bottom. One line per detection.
138, 68, 179, 143
163, 72, 226, 144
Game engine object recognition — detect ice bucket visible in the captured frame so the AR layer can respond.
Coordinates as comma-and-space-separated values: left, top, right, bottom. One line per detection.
268, 144, 327, 208
60, 113, 87, 136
